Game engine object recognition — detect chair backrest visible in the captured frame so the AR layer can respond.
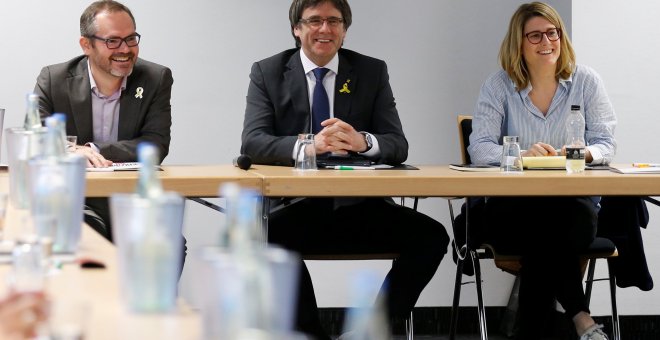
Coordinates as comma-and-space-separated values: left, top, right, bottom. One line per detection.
457, 115, 473, 164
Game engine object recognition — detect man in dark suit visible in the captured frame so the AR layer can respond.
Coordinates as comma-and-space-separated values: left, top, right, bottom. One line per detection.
33, 0, 172, 240
241, 1, 449, 338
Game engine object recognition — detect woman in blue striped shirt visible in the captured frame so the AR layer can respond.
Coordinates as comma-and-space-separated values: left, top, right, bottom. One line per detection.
469, 2, 615, 340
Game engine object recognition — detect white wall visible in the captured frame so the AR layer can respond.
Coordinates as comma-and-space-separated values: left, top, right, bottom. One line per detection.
573, 0, 660, 316
6, 0, 654, 317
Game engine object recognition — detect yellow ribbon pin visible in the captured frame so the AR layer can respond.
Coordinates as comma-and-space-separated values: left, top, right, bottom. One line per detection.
135, 87, 144, 99
339, 79, 351, 94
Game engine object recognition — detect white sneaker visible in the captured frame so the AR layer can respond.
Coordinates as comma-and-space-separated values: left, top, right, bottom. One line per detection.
579, 324, 609, 340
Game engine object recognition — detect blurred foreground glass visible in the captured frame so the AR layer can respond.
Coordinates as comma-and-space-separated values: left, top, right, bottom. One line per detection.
5, 127, 47, 209
294, 133, 317, 171
342, 270, 390, 339
30, 215, 56, 272
194, 246, 300, 339
500, 136, 523, 173
48, 299, 91, 340
11, 237, 45, 292
0, 108, 5, 159
110, 192, 184, 313
28, 155, 86, 253
0, 193, 7, 239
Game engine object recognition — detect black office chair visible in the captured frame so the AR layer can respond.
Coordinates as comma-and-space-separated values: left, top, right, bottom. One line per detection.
447, 115, 621, 340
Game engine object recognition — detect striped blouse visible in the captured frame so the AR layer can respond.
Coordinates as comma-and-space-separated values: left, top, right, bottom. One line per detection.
468, 64, 617, 165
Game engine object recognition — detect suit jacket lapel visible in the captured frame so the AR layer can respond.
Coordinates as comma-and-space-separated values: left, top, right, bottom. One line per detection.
334, 53, 354, 121
68, 59, 94, 142
118, 60, 143, 140
284, 51, 312, 133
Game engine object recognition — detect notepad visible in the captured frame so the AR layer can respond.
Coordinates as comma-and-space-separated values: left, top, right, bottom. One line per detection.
522, 156, 566, 169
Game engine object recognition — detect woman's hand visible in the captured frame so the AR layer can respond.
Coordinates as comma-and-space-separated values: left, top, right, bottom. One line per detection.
521, 142, 559, 157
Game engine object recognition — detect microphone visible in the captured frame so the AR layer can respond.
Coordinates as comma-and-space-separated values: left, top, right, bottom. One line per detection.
233, 154, 252, 170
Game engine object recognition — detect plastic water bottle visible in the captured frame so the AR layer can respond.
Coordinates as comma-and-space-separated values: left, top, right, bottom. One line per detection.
565, 105, 586, 173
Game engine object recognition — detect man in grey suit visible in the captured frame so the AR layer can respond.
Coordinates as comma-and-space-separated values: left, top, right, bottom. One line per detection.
34, 0, 172, 240
241, 0, 449, 338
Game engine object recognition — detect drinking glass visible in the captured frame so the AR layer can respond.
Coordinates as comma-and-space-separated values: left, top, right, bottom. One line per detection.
48, 299, 91, 340
294, 133, 317, 171
11, 238, 45, 292
65, 135, 78, 152
6, 127, 48, 209
0, 193, 7, 239
110, 192, 185, 313
500, 136, 523, 173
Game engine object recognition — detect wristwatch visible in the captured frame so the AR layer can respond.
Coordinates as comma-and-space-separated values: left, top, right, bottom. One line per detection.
360, 132, 373, 152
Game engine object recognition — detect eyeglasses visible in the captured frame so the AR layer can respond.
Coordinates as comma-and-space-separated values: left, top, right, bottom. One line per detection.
525, 28, 561, 44
88, 33, 141, 49
299, 17, 344, 29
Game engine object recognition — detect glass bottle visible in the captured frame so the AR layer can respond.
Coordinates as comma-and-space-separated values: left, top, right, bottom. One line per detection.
29, 116, 68, 251
135, 143, 163, 199
23, 93, 42, 131
565, 105, 586, 173
41, 114, 66, 159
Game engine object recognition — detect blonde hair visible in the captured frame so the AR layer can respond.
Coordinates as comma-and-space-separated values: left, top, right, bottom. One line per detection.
499, 2, 575, 90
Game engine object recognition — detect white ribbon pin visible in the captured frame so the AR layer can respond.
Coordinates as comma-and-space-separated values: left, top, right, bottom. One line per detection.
135, 87, 144, 99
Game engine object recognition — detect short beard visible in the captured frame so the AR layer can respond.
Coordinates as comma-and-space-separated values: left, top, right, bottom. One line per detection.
110, 67, 133, 77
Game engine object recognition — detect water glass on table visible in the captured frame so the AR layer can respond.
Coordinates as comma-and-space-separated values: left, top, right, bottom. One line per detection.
11, 237, 46, 293
110, 192, 185, 313
294, 133, 317, 171
65, 135, 78, 152
500, 136, 523, 173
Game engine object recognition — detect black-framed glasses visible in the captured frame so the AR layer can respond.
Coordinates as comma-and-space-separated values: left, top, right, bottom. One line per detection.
525, 28, 561, 44
88, 33, 141, 49
299, 17, 344, 29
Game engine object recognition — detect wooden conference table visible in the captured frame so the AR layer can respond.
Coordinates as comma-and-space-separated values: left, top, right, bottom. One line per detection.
75, 164, 660, 197
251, 164, 660, 197
1, 163, 658, 198
1, 164, 658, 339
0, 165, 262, 197
84, 164, 262, 197
1, 206, 200, 340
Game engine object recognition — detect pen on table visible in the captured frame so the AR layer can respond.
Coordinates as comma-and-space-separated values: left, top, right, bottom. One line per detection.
632, 163, 660, 168
326, 165, 375, 170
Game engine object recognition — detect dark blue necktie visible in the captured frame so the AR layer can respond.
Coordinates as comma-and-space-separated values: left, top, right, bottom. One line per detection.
312, 67, 330, 134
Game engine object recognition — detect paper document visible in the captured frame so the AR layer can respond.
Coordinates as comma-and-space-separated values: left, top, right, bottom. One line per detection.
449, 164, 500, 172
86, 162, 159, 172
609, 164, 660, 174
